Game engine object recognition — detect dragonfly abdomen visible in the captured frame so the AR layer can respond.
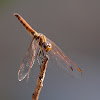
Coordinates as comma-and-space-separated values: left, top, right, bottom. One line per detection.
14, 13, 38, 37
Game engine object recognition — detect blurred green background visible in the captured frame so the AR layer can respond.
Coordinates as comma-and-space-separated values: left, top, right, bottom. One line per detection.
0, 0, 100, 100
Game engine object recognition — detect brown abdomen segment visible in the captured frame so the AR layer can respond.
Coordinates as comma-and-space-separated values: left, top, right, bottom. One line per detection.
14, 13, 37, 37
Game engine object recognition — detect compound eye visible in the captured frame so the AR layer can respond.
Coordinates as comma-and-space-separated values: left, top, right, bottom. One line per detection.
48, 45, 50, 47
42, 42, 52, 52
47, 43, 52, 48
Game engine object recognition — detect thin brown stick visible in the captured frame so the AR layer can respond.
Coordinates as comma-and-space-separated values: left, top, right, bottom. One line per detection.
32, 55, 49, 100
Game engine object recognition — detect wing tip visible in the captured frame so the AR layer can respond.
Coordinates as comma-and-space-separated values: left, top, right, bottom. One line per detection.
78, 67, 82, 73
18, 75, 26, 82
18, 70, 28, 81
70, 66, 73, 71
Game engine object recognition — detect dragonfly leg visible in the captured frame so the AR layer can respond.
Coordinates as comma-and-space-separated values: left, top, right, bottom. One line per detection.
36, 49, 41, 66
36, 48, 45, 68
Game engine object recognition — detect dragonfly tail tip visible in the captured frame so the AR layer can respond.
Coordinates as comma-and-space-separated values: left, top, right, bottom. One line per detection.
14, 13, 20, 17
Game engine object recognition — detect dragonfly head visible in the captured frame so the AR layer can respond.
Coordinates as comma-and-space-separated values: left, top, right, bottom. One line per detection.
42, 42, 52, 52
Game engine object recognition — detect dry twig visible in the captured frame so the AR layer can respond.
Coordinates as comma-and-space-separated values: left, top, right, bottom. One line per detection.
32, 55, 49, 100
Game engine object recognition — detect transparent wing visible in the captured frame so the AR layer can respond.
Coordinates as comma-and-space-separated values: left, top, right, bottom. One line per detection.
18, 38, 38, 81
47, 38, 82, 77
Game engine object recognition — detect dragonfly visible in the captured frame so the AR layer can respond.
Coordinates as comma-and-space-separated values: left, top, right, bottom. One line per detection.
14, 13, 81, 81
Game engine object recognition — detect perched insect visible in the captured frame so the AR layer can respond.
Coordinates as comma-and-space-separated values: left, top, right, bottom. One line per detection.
14, 13, 81, 81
